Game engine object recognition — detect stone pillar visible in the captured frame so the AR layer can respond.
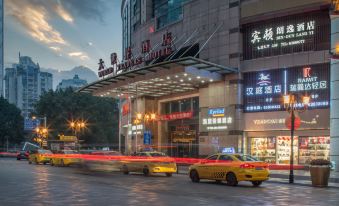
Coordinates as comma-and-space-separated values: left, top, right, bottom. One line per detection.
330, 14, 339, 172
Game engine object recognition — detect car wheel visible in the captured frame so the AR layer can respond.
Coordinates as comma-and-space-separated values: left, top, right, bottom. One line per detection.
35, 158, 39, 165
28, 161, 32, 164
17, 157, 20, 160
60, 159, 65, 167
143, 167, 150, 176
226, 172, 238, 186
166, 173, 172, 177
216, 180, 222, 184
122, 165, 129, 175
252, 181, 262, 187
190, 170, 200, 183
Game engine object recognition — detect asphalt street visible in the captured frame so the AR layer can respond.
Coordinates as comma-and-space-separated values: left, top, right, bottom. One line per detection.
0, 158, 339, 206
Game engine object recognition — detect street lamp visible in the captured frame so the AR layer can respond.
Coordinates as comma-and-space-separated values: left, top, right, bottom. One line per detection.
35, 126, 48, 147
69, 120, 86, 137
283, 94, 310, 184
133, 112, 157, 152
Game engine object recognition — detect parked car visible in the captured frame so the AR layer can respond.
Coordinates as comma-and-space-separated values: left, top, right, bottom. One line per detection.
50, 150, 80, 167
17, 150, 29, 160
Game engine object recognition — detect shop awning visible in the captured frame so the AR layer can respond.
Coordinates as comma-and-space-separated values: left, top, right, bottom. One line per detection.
78, 56, 238, 98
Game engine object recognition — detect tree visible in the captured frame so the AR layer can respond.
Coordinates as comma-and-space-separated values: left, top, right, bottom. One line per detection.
34, 88, 119, 146
0, 96, 24, 147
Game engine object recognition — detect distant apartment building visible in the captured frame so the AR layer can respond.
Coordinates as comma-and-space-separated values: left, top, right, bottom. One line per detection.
0, 0, 4, 96
4, 55, 53, 117
56, 74, 87, 91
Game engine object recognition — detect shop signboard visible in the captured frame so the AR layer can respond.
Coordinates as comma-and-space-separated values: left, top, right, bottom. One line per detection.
159, 111, 193, 121
244, 109, 329, 131
243, 63, 330, 113
200, 107, 234, 132
143, 130, 152, 145
243, 10, 329, 60
59, 135, 77, 142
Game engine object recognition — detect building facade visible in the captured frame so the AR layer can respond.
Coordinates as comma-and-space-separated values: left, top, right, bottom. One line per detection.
80, 0, 338, 170
5, 55, 53, 117
56, 74, 87, 91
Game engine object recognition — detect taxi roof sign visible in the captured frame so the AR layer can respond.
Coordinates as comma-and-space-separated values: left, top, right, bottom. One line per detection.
222, 147, 235, 154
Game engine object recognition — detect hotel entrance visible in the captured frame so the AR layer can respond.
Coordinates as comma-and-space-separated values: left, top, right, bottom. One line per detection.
168, 124, 198, 157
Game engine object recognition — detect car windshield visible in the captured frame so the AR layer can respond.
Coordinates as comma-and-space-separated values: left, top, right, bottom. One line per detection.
233, 154, 259, 162
39, 150, 52, 154
149, 152, 167, 157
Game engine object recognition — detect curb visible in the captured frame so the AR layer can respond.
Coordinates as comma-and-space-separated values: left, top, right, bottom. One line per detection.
176, 171, 339, 184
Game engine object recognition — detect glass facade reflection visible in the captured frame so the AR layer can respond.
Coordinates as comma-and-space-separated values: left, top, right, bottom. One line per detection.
153, 0, 189, 29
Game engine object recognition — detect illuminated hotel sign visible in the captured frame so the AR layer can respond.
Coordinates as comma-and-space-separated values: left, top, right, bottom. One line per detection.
208, 108, 225, 117
243, 63, 330, 113
200, 107, 234, 131
98, 31, 174, 78
250, 20, 315, 51
243, 11, 330, 60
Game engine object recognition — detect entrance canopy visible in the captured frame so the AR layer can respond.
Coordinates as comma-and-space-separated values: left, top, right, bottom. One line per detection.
78, 57, 237, 98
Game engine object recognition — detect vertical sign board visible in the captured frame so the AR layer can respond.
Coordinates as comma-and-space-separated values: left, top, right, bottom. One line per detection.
143, 130, 152, 145
243, 10, 330, 60
244, 63, 330, 112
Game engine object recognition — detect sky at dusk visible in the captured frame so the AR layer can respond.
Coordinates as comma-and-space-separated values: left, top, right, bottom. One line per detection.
4, 0, 122, 73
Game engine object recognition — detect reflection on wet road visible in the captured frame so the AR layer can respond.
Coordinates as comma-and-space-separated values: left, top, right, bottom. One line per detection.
0, 159, 338, 206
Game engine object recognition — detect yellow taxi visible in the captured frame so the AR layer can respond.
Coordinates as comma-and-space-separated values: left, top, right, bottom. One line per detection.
189, 153, 269, 186
50, 150, 81, 167
121, 151, 177, 177
28, 149, 53, 165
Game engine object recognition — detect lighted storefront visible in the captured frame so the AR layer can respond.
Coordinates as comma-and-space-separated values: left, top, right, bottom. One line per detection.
243, 63, 330, 165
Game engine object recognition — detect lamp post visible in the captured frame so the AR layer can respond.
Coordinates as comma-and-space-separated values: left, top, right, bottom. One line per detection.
133, 112, 157, 152
69, 120, 86, 137
35, 126, 48, 147
283, 94, 310, 184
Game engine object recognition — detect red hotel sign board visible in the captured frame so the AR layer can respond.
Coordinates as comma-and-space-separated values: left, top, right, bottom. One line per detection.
159, 111, 193, 121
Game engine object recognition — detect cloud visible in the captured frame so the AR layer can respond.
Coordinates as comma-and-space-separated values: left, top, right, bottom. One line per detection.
55, 4, 74, 23
60, 0, 110, 23
68, 52, 89, 60
5, 0, 67, 45
68, 52, 83, 57
49, 46, 61, 51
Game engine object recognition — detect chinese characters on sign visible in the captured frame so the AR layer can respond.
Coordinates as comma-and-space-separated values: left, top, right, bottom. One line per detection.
98, 31, 174, 78
250, 20, 315, 49
244, 63, 330, 112
243, 11, 330, 59
159, 111, 193, 121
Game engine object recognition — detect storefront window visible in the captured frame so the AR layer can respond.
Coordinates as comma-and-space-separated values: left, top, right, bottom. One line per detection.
161, 102, 170, 114
250, 136, 330, 165
277, 136, 298, 164
250, 137, 276, 163
192, 97, 199, 117
171, 101, 180, 113
299, 136, 330, 164
180, 98, 191, 112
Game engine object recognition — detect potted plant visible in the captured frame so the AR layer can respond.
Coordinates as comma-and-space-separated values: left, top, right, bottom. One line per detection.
309, 159, 331, 187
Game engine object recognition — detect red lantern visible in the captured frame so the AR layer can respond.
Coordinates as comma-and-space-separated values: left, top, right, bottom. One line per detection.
285, 115, 301, 130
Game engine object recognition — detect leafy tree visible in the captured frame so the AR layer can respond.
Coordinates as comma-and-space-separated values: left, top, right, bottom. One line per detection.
34, 88, 119, 146
0, 96, 24, 147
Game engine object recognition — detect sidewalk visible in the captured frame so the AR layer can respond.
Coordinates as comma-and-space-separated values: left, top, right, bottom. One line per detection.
177, 165, 339, 188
